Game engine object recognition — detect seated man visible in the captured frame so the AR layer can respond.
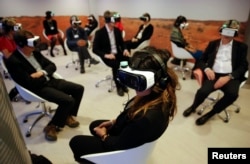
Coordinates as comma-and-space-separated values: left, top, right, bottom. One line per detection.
93, 10, 130, 96
4, 29, 84, 141
183, 20, 248, 125
124, 13, 154, 52
66, 15, 99, 74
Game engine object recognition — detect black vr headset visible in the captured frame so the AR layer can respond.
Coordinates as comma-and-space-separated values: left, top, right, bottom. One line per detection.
105, 16, 115, 23
117, 53, 169, 91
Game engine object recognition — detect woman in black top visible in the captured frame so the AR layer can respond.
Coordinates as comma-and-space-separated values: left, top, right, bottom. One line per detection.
69, 46, 180, 163
43, 11, 67, 57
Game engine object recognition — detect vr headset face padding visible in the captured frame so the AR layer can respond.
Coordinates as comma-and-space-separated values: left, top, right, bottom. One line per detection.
220, 19, 240, 37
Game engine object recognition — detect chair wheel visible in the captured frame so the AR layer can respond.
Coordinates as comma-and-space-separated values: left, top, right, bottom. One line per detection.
23, 119, 28, 123
66, 66, 68, 68
235, 109, 240, 113
95, 84, 99, 88
224, 119, 229, 123
26, 132, 31, 137
197, 111, 202, 115
108, 89, 112, 92
182, 77, 186, 80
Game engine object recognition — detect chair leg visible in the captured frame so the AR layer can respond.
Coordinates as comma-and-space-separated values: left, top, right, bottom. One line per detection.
95, 75, 115, 92
24, 102, 55, 137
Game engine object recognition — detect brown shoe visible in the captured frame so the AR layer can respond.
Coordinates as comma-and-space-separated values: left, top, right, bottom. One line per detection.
66, 116, 79, 128
43, 124, 57, 141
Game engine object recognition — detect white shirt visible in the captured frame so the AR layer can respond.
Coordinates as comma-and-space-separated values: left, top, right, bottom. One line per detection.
212, 40, 233, 74
105, 24, 117, 54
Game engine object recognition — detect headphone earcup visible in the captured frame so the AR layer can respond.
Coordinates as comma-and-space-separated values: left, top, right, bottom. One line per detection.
159, 76, 169, 89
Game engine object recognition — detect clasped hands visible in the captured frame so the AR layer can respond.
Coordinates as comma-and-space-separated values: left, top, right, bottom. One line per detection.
205, 68, 231, 89
104, 49, 130, 59
94, 120, 114, 138
30, 71, 44, 78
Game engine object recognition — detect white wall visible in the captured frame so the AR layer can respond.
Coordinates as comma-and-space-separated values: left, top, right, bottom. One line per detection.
0, 0, 249, 21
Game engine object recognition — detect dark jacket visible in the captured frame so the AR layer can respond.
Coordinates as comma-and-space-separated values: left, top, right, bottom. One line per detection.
134, 24, 154, 44
43, 19, 59, 36
93, 25, 126, 59
4, 49, 56, 92
197, 39, 248, 82
66, 26, 88, 51
103, 98, 168, 150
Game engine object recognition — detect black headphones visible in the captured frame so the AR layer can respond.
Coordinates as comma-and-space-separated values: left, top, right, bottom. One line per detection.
219, 19, 240, 37
131, 51, 169, 89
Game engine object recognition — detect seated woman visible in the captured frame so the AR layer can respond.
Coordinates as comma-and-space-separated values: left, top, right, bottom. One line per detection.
69, 46, 180, 163
170, 15, 203, 66
84, 14, 98, 37
124, 13, 154, 52
43, 11, 67, 57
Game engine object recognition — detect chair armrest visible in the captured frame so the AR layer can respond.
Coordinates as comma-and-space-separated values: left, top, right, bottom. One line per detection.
52, 72, 63, 79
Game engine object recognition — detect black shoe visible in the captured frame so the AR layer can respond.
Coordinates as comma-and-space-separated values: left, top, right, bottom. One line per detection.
80, 67, 85, 74
183, 107, 196, 117
121, 85, 129, 93
117, 87, 124, 96
195, 112, 215, 126
90, 58, 100, 65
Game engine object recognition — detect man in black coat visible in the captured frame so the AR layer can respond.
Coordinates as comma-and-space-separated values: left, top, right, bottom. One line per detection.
4, 30, 84, 141
183, 20, 248, 125
93, 10, 130, 96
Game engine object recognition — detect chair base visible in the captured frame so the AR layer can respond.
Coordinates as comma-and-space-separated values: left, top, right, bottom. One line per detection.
197, 92, 240, 123
173, 59, 191, 80
23, 102, 55, 137
95, 75, 116, 92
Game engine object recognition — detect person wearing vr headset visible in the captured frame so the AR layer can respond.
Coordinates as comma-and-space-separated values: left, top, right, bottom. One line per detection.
124, 13, 154, 52
0, 17, 22, 101
4, 30, 84, 141
183, 20, 248, 125
66, 15, 99, 74
43, 11, 67, 57
84, 14, 98, 36
170, 15, 203, 68
69, 46, 180, 163
92, 10, 130, 96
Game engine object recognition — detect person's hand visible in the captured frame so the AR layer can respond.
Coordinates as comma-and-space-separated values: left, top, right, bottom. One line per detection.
123, 49, 130, 57
132, 38, 138, 42
77, 39, 86, 47
94, 126, 107, 138
104, 53, 116, 60
205, 68, 215, 80
30, 71, 44, 78
98, 120, 114, 129
214, 76, 230, 89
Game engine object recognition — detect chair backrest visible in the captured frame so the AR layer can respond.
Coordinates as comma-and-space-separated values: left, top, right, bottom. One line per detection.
81, 141, 157, 164
0, 52, 8, 72
170, 41, 194, 59
130, 39, 151, 56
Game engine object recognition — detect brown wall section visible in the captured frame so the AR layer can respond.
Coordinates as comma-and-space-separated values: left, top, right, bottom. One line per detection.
14, 16, 246, 55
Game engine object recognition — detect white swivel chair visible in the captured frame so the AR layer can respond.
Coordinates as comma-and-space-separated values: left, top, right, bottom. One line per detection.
14, 73, 63, 137
64, 38, 80, 70
170, 41, 194, 80
193, 69, 248, 123
0, 52, 10, 79
42, 29, 64, 55
81, 141, 157, 164
130, 39, 151, 56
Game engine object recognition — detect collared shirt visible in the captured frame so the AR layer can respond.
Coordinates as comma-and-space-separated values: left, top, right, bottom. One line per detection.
212, 40, 233, 74
105, 24, 117, 54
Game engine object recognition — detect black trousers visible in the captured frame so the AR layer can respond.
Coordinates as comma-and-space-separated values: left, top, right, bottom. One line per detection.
124, 40, 141, 52
37, 79, 84, 127
191, 74, 240, 114
69, 120, 108, 163
101, 54, 129, 89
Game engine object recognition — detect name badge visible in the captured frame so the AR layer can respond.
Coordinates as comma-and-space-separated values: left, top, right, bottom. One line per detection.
74, 34, 79, 38
50, 26, 54, 30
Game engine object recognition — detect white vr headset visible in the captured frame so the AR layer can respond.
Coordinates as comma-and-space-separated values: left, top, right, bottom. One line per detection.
72, 20, 82, 25
221, 28, 237, 37
27, 36, 40, 47
14, 23, 22, 31
117, 66, 155, 91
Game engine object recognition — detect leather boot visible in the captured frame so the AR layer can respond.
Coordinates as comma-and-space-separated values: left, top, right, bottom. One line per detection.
43, 124, 57, 141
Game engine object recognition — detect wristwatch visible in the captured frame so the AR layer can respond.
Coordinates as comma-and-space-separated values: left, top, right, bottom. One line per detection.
228, 73, 234, 80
